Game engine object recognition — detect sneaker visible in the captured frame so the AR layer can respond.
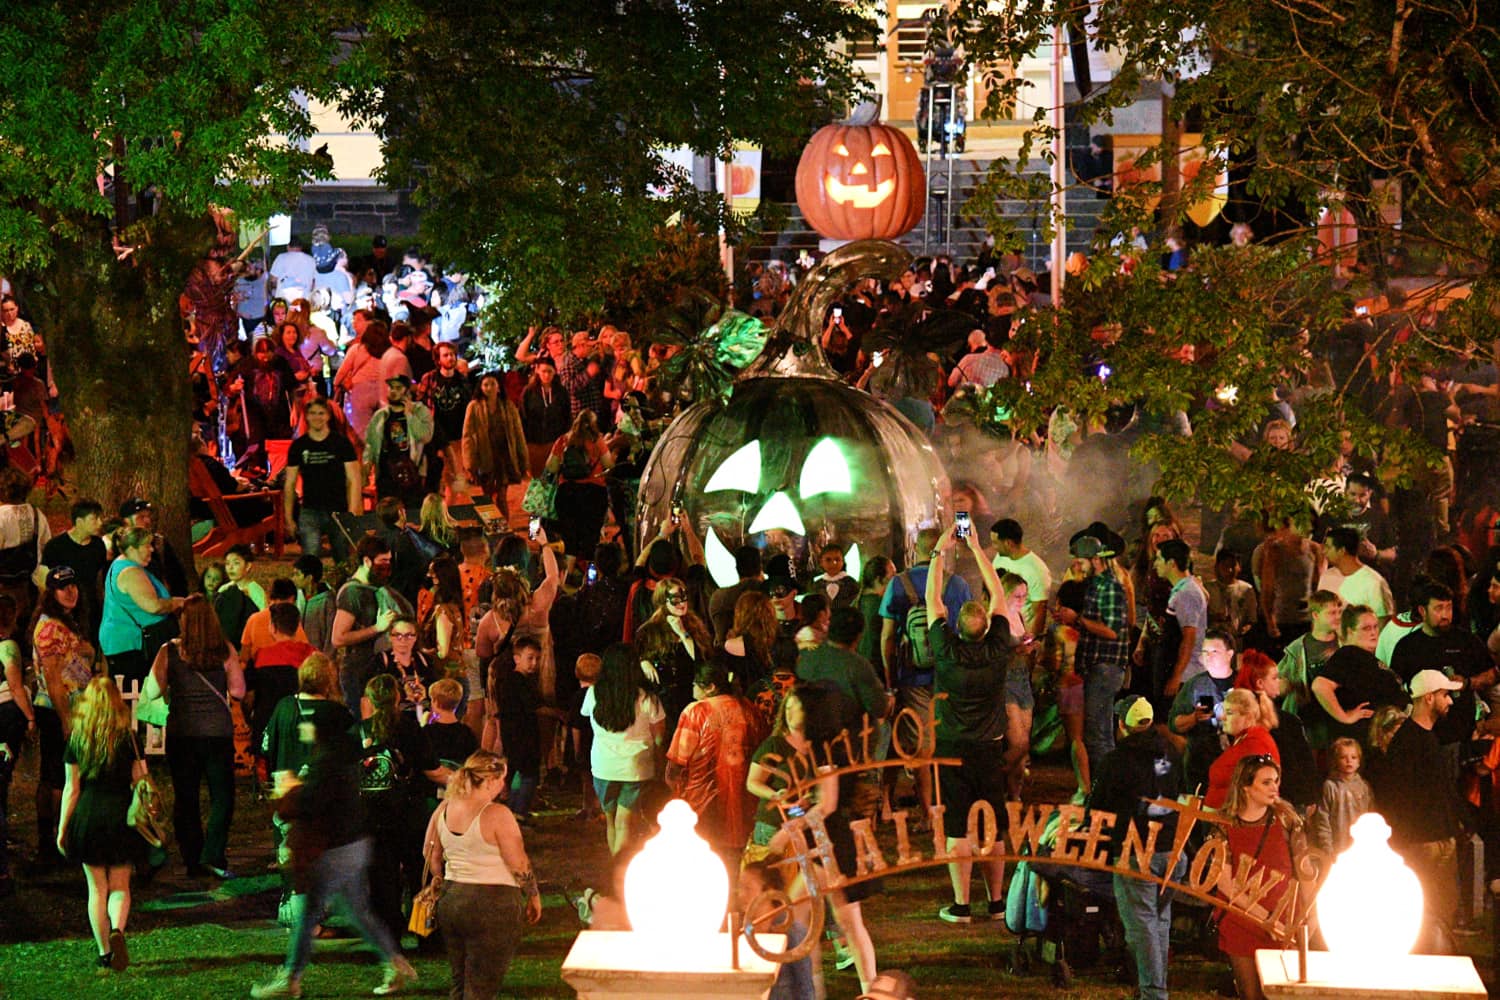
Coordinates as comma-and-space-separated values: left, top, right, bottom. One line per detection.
373, 956, 417, 995
204, 864, 235, 880
831, 938, 856, 970
939, 902, 973, 924
573, 887, 598, 925
109, 929, 129, 971
250, 969, 303, 998
987, 899, 1006, 921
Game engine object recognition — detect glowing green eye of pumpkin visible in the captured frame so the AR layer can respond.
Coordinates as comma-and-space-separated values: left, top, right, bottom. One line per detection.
704, 440, 761, 494
705, 529, 739, 588
844, 542, 861, 578
748, 491, 806, 536
799, 437, 852, 498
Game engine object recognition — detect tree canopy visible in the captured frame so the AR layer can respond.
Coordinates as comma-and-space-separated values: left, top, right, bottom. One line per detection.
0, 0, 365, 534
344, 0, 877, 334
944, 0, 1500, 520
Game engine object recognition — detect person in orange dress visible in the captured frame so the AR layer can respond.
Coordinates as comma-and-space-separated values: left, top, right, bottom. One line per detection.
664, 661, 767, 851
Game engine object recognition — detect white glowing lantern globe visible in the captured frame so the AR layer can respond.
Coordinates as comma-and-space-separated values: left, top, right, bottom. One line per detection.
625, 800, 729, 941
1317, 812, 1423, 957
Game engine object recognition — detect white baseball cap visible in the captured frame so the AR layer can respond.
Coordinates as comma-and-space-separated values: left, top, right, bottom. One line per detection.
1409, 669, 1463, 698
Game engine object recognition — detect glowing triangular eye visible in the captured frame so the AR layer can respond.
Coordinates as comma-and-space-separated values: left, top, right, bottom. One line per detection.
705, 527, 740, 588
704, 440, 761, 494
872, 142, 892, 156
748, 491, 806, 535
834, 144, 850, 156
800, 438, 852, 498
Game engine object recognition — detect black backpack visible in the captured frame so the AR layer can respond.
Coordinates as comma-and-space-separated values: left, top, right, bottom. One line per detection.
559, 442, 594, 481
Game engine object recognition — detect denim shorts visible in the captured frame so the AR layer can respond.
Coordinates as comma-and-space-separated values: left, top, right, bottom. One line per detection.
593, 777, 647, 812
1005, 667, 1035, 712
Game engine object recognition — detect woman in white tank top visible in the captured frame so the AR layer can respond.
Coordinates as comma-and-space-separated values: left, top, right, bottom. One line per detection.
421, 751, 541, 999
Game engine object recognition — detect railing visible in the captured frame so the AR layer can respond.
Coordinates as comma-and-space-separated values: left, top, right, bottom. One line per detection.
115, 674, 167, 755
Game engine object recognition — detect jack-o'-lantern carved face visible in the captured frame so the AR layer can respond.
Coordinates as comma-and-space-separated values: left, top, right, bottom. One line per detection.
637, 240, 947, 585
796, 103, 924, 242
823, 140, 898, 208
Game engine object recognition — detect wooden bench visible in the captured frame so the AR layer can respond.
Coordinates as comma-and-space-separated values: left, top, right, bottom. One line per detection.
188, 458, 285, 559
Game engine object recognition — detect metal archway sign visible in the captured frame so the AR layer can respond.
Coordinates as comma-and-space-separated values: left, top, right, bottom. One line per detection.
740, 700, 1325, 965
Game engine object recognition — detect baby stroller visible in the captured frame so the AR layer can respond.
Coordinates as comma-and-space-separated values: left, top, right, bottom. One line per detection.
1006, 828, 1127, 987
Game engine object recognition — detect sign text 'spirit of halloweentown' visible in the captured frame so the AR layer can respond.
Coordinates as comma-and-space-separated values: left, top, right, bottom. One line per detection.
740, 698, 1321, 965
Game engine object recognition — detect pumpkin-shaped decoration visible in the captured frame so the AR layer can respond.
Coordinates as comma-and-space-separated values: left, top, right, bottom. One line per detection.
636, 241, 947, 586
796, 101, 925, 242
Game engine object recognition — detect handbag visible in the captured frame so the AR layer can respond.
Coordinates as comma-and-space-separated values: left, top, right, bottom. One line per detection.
408, 805, 445, 938
126, 732, 169, 849
1205, 813, 1274, 935
137, 641, 172, 726
522, 474, 556, 518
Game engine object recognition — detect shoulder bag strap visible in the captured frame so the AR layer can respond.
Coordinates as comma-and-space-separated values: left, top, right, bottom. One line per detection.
190, 666, 234, 711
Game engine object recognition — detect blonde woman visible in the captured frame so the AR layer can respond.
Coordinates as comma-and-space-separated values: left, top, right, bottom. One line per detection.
57, 677, 143, 972
416, 493, 460, 556
422, 751, 542, 997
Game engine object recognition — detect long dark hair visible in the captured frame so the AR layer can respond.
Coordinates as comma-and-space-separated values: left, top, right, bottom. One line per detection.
178, 594, 229, 666
364, 673, 400, 746
429, 554, 463, 606
32, 586, 81, 637
593, 642, 650, 733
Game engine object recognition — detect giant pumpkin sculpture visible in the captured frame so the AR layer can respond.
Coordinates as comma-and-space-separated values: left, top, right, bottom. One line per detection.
636, 242, 947, 586
796, 103, 925, 242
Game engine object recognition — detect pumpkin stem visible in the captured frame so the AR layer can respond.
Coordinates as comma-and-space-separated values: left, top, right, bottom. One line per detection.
841, 98, 882, 127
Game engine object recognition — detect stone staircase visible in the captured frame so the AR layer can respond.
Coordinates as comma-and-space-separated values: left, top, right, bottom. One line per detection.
747, 157, 1107, 270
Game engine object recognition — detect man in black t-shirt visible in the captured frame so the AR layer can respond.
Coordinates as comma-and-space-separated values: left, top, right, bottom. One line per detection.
925, 523, 1009, 924
1169, 628, 1236, 796
283, 397, 362, 564
364, 375, 433, 515
1389, 579, 1497, 746
41, 498, 107, 640
416, 342, 471, 503
1366, 669, 1464, 954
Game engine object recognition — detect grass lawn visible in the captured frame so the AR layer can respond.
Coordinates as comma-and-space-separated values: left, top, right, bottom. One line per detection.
6, 748, 1493, 1000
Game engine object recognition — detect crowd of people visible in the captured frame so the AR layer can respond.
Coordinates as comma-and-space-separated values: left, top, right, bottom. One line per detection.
0, 218, 1495, 1000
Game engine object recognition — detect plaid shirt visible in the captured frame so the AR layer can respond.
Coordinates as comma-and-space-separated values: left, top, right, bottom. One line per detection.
952, 348, 1011, 388
561, 350, 607, 422
1076, 571, 1129, 672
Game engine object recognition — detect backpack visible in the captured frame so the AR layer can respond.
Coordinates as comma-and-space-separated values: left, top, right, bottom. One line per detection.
1004, 860, 1049, 934
0, 507, 39, 585
891, 572, 936, 685
357, 732, 408, 800
559, 441, 594, 481
404, 525, 444, 564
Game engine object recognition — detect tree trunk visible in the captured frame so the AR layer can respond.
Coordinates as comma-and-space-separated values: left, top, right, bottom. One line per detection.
24, 210, 212, 580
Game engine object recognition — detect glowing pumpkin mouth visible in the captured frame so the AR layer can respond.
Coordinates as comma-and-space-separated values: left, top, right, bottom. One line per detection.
824, 176, 894, 208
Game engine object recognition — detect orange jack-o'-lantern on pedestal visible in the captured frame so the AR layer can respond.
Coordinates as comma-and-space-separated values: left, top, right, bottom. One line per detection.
796, 102, 924, 242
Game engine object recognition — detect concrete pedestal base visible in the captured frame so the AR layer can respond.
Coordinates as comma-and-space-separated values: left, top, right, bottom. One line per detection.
561, 930, 786, 999
1256, 949, 1486, 1000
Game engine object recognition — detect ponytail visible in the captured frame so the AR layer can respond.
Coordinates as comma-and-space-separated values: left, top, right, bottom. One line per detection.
446, 749, 508, 799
